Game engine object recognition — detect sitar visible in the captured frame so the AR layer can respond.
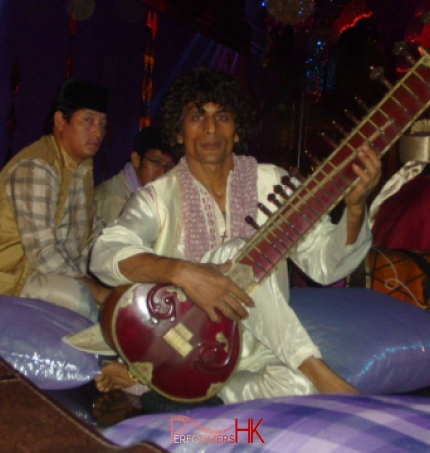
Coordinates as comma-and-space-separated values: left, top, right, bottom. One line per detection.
100, 47, 430, 402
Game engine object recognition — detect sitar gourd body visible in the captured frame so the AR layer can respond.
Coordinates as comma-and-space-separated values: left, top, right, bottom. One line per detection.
100, 283, 241, 402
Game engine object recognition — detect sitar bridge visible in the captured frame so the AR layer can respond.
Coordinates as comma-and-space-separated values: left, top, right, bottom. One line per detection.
224, 261, 256, 293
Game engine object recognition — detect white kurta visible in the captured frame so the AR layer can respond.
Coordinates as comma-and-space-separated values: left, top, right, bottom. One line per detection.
90, 163, 371, 403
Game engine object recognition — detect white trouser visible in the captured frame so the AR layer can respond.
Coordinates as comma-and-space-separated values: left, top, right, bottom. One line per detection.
203, 239, 320, 403
21, 272, 99, 321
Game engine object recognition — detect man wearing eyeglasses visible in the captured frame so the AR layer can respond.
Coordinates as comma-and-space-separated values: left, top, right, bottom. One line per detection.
95, 127, 175, 224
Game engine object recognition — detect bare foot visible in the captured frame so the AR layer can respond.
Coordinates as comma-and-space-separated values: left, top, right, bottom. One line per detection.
95, 361, 137, 393
299, 357, 360, 394
92, 390, 141, 427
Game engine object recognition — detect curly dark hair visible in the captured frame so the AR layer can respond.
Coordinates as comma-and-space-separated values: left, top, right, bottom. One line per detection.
161, 67, 256, 156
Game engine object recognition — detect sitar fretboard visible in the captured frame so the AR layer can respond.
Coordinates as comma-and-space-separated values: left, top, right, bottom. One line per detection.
236, 49, 430, 285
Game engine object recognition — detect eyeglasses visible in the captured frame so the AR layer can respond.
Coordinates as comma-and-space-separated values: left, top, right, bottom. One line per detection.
143, 156, 175, 171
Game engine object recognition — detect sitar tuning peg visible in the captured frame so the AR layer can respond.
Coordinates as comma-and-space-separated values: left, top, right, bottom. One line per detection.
343, 109, 360, 126
319, 132, 337, 150
393, 41, 417, 66
267, 193, 282, 208
354, 96, 370, 113
273, 184, 290, 200
245, 215, 260, 230
332, 120, 349, 138
257, 202, 273, 218
280, 175, 297, 191
288, 167, 305, 183
370, 66, 393, 90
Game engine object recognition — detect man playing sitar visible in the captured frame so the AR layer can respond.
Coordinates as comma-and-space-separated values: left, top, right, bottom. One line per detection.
90, 67, 381, 402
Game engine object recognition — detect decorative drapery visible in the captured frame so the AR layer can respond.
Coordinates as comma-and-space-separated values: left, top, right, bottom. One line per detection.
139, 10, 157, 129
0, 0, 280, 182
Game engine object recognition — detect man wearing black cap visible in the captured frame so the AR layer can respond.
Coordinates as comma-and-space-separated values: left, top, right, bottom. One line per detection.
95, 126, 175, 224
0, 78, 111, 320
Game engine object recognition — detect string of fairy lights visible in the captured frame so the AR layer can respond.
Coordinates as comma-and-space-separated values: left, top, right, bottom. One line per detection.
260, 0, 330, 96
260, 0, 372, 97
264, 0, 315, 25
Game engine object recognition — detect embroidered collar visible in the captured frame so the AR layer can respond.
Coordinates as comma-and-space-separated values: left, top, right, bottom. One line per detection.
177, 154, 258, 262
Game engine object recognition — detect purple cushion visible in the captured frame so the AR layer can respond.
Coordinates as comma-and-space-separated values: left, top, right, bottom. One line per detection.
0, 295, 99, 390
290, 287, 430, 394
102, 394, 430, 452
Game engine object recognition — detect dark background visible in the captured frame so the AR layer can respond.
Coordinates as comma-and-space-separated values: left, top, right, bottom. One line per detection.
0, 0, 427, 184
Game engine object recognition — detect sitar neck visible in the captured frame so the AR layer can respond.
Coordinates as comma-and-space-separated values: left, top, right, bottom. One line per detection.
234, 48, 430, 288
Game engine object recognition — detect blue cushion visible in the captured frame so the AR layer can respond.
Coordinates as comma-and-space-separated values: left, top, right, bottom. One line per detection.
0, 296, 100, 390
290, 287, 430, 394
3, 289, 429, 395
102, 394, 430, 452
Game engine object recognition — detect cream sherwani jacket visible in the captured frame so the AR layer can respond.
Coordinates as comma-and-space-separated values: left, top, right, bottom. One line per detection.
91, 163, 371, 402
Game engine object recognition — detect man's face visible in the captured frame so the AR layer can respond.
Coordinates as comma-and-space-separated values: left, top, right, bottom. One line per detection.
177, 102, 239, 166
132, 148, 175, 186
54, 109, 107, 163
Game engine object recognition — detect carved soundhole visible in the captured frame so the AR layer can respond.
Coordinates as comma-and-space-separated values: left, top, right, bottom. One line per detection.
146, 284, 178, 320
195, 341, 231, 372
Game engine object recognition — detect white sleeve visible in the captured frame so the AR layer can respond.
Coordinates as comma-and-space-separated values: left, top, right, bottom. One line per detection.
90, 186, 160, 286
258, 164, 371, 285
291, 208, 371, 285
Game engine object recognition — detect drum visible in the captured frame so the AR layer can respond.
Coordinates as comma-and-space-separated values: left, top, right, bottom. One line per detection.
361, 248, 430, 308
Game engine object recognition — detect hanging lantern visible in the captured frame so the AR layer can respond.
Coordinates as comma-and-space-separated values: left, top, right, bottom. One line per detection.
266, 0, 314, 25
67, 0, 95, 21
66, 0, 96, 78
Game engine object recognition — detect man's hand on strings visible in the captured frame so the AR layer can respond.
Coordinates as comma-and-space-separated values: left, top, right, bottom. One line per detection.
345, 143, 381, 211
175, 260, 255, 323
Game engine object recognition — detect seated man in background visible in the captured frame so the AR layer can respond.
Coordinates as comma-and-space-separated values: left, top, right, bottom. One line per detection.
89, 67, 381, 401
0, 79, 111, 321
95, 126, 175, 224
